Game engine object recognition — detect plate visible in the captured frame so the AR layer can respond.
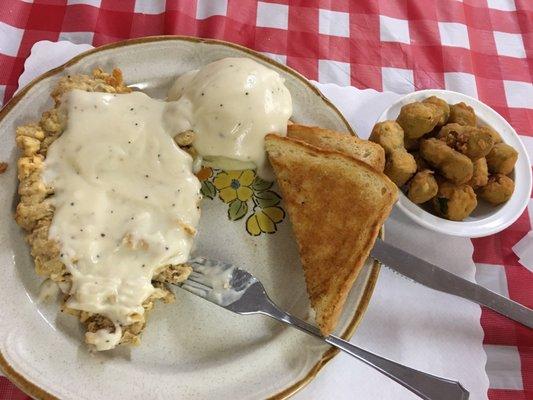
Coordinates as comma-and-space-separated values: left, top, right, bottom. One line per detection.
377, 89, 532, 238
0, 37, 380, 400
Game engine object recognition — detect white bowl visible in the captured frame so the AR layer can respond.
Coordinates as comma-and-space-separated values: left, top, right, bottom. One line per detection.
377, 89, 532, 238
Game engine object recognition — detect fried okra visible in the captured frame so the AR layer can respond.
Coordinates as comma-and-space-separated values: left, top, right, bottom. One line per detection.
479, 125, 502, 144
449, 102, 476, 126
369, 121, 404, 154
423, 96, 450, 126
478, 174, 515, 205
486, 143, 518, 175
433, 181, 477, 221
370, 96, 517, 217
437, 123, 464, 147
384, 149, 417, 187
420, 138, 473, 184
437, 124, 494, 160
396, 102, 441, 139
404, 136, 419, 151
411, 151, 429, 171
408, 170, 438, 204
468, 157, 489, 189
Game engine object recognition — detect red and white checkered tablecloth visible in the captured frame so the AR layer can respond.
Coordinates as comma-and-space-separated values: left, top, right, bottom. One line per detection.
0, 0, 531, 399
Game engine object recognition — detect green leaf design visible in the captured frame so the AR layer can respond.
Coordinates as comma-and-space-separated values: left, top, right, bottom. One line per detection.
200, 180, 217, 199
254, 190, 281, 208
228, 199, 248, 221
252, 176, 273, 192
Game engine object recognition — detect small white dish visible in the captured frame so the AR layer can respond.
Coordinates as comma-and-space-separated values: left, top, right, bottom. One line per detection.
377, 89, 532, 238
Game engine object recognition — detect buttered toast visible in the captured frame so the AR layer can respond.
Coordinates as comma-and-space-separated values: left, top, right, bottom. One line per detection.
265, 134, 397, 335
287, 124, 385, 172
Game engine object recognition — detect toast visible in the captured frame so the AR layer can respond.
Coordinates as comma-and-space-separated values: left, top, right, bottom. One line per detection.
287, 124, 385, 172
265, 134, 397, 335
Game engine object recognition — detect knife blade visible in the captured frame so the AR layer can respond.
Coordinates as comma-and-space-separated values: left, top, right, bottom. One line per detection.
370, 238, 533, 329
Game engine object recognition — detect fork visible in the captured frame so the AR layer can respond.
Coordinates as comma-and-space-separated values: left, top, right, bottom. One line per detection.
179, 257, 469, 400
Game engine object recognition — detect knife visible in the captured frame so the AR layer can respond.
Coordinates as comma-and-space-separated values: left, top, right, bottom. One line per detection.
370, 238, 533, 329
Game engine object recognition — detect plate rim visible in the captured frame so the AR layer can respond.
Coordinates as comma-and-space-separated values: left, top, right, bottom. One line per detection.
0, 35, 381, 400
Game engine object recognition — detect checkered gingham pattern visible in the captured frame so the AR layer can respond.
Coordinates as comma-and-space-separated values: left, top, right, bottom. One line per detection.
0, 0, 531, 399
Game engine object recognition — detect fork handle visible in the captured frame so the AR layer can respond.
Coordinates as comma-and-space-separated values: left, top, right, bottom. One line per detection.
261, 306, 469, 400
325, 335, 469, 400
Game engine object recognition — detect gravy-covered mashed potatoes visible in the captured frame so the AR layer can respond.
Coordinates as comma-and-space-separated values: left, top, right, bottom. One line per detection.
16, 59, 292, 351
168, 57, 292, 177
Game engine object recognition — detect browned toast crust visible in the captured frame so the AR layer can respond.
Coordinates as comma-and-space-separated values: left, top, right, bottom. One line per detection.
287, 124, 386, 172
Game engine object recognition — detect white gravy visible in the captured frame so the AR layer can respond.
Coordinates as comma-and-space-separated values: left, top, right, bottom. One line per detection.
43, 89, 201, 350
168, 58, 292, 178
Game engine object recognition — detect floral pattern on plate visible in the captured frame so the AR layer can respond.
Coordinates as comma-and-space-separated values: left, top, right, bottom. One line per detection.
197, 167, 285, 236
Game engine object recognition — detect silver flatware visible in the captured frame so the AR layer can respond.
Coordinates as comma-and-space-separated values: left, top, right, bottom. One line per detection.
179, 257, 469, 400
371, 239, 533, 329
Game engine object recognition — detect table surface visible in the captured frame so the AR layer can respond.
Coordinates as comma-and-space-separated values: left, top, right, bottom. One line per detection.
0, 1, 531, 399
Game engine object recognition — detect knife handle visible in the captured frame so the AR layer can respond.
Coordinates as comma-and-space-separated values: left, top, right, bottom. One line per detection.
404, 262, 533, 329
462, 283, 533, 329
371, 239, 533, 329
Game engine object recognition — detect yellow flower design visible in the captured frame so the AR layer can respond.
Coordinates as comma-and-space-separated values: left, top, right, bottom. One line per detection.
197, 167, 285, 235
246, 207, 285, 236
213, 170, 256, 203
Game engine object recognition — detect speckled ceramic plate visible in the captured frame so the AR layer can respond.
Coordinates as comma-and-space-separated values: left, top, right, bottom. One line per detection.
0, 37, 379, 400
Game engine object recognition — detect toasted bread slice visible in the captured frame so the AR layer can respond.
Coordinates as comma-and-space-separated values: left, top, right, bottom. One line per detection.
265, 134, 397, 335
287, 124, 385, 172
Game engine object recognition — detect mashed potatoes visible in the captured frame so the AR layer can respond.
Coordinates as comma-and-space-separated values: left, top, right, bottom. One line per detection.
168, 58, 292, 177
